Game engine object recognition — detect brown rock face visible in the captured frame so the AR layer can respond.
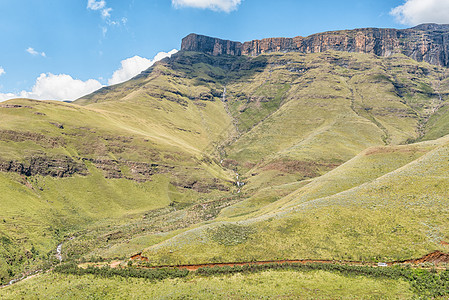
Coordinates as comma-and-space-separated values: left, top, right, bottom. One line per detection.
0, 156, 87, 177
181, 33, 242, 56
181, 24, 449, 67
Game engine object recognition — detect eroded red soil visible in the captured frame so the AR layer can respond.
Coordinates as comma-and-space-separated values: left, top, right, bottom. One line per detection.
400, 251, 449, 265
129, 250, 449, 271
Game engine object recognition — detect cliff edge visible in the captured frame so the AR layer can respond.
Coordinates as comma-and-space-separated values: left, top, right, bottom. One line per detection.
181, 24, 449, 67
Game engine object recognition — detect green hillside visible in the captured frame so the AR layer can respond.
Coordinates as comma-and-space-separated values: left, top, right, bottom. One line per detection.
143, 136, 449, 265
0, 95, 234, 283
1, 48, 449, 297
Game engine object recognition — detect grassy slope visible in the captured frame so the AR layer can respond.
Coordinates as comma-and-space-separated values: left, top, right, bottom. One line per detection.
224, 52, 448, 191
2, 49, 449, 293
0, 270, 412, 299
142, 136, 449, 264
0, 89, 233, 282
219, 140, 440, 219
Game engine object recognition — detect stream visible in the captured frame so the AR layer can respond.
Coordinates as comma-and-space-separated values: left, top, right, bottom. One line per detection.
1, 239, 67, 289
55, 242, 63, 262
235, 172, 244, 193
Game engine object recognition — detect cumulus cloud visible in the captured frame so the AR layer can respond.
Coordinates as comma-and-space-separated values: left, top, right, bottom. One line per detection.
108, 49, 178, 85
0, 93, 17, 102
26, 47, 46, 57
0, 67, 5, 76
0, 49, 179, 102
172, 0, 241, 12
391, 0, 449, 25
0, 74, 102, 102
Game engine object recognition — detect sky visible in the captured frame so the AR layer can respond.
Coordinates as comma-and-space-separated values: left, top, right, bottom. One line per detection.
1, 0, 448, 102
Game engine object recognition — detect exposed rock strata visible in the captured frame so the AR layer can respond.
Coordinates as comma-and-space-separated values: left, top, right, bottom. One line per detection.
0, 156, 87, 177
0, 130, 64, 148
181, 24, 449, 67
83, 158, 173, 182
181, 34, 242, 56
0, 155, 227, 192
171, 178, 229, 193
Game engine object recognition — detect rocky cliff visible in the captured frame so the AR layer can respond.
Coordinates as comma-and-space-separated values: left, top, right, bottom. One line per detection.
181, 24, 449, 67
181, 33, 242, 56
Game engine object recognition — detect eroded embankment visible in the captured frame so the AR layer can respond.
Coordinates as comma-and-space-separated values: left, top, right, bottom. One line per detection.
399, 251, 449, 265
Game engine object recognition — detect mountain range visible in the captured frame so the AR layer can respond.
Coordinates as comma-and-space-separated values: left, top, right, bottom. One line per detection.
1, 24, 449, 298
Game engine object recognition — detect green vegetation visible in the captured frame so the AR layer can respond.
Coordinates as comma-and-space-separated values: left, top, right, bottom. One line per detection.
1, 48, 449, 297
0, 95, 234, 284
54, 263, 190, 280
143, 136, 449, 266
196, 263, 449, 298
207, 223, 255, 246
0, 269, 413, 299
6, 261, 449, 298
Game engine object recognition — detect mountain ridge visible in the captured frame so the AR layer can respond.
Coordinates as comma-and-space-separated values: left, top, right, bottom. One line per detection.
181, 24, 449, 67
3, 24, 449, 295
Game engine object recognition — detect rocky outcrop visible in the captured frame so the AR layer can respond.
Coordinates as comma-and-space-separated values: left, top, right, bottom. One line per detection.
83, 158, 173, 182
0, 154, 227, 189
171, 178, 229, 193
181, 24, 449, 67
181, 33, 242, 56
0, 130, 64, 148
0, 104, 33, 109
0, 156, 87, 177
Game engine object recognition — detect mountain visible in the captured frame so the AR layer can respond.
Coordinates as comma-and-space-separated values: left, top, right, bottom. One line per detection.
2, 25, 449, 298
182, 24, 449, 67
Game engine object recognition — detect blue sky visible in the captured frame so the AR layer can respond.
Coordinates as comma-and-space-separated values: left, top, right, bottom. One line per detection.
0, 0, 448, 101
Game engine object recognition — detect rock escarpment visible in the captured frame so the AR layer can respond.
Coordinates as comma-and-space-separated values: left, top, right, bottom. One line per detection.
181, 34, 242, 56
181, 24, 449, 67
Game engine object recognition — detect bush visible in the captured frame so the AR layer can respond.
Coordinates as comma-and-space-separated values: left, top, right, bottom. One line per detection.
54, 263, 189, 281
54, 262, 449, 298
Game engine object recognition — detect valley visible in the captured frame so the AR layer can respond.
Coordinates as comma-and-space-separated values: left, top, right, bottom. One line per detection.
2, 24, 449, 298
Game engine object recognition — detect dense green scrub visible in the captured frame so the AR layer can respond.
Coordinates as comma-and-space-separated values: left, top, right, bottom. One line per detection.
45, 262, 449, 298
1, 264, 418, 299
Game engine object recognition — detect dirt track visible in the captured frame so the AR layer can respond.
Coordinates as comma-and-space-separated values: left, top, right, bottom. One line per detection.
129, 250, 449, 271
5, 250, 447, 289
142, 259, 374, 271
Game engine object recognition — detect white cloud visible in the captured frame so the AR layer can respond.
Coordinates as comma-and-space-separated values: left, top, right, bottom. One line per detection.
87, 0, 106, 10
172, 0, 241, 12
0, 93, 17, 102
101, 7, 112, 18
0, 49, 178, 102
108, 49, 178, 85
87, 0, 113, 22
26, 47, 46, 57
0, 74, 102, 102
391, 0, 449, 25
87, 0, 123, 37
0, 67, 5, 76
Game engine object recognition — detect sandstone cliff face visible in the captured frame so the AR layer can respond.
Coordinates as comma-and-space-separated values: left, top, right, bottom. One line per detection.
181, 33, 242, 56
181, 24, 449, 67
